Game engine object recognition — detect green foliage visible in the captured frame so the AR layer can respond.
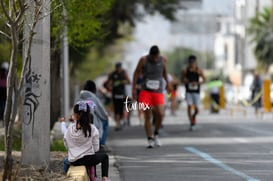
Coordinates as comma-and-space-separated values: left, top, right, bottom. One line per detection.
105, 0, 181, 42
0, 41, 10, 63
165, 47, 213, 78
50, 0, 113, 49
248, 7, 273, 71
66, 0, 113, 48
51, 139, 66, 151
0, 136, 67, 151
0, 129, 21, 151
74, 41, 124, 81
50, 0, 183, 77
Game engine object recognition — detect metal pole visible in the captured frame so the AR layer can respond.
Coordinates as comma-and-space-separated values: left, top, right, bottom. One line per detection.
63, 6, 70, 119
255, 0, 259, 16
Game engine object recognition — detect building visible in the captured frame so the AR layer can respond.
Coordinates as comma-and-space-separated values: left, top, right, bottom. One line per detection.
214, 0, 272, 85
234, 0, 271, 84
170, 0, 233, 70
214, 16, 237, 83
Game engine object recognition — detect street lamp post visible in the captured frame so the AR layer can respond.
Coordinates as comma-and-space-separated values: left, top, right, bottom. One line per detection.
62, 5, 70, 120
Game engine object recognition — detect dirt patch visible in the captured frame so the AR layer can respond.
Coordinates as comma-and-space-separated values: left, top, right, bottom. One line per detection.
0, 151, 67, 181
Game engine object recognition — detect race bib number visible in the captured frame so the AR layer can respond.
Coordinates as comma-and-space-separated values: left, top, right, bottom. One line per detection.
146, 80, 160, 90
189, 83, 198, 90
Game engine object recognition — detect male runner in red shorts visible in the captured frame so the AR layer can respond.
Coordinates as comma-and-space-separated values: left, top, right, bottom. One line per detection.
132, 45, 171, 148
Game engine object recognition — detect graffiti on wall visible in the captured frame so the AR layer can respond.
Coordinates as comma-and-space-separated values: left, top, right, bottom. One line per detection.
23, 56, 41, 136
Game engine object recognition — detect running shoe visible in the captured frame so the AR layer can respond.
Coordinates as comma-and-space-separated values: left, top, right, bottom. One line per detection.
154, 135, 162, 147
189, 125, 196, 131
115, 126, 122, 131
147, 139, 154, 149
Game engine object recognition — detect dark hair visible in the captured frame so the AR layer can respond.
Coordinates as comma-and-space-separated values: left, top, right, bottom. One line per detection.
83, 80, 97, 94
188, 55, 197, 62
149, 45, 160, 55
115, 62, 122, 68
74, 103, 93, 137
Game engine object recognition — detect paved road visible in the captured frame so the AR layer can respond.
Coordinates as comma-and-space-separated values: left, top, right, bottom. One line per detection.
108, 107, 273, 181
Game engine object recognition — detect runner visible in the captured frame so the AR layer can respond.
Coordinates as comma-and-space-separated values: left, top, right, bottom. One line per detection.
107, 62, 130, 131
132, 45, 171, 148
250, 71, 262, 114
181, 55, 205, 131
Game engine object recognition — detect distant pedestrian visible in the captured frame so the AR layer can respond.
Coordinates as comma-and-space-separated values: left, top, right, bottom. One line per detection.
106, 62, 131, 131
133, 45, 171, 148
250, 72, 262, 114
208, 77, 222, 113
181, 55, 205, 131
0, 66, 7, 121
63, 102, 110, 181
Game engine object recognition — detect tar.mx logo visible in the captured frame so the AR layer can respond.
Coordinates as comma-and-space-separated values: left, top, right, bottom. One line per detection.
124, 96, 150, 112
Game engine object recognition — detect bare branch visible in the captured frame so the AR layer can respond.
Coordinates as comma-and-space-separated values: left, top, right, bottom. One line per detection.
18, 0, 56, 91
12, 0, 17, 16
18, 1, 43, 92
19, 37, 26, 44
0, 0, 13, 23
5, 22, 11, 28
0, 30, 11, 39
15, 0, 27, 24
18, 0, 24, 8
39, 3, 62, 20
33, 3, 44, 24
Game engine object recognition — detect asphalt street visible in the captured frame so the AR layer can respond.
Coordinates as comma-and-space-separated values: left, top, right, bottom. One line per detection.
108, 106, 273, 181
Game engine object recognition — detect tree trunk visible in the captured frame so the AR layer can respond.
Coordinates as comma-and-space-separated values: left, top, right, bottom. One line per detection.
3, 24, 18, 181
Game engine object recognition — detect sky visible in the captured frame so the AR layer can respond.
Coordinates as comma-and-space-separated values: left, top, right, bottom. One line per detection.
123, 0, 234, 76
198, 0, 233, 14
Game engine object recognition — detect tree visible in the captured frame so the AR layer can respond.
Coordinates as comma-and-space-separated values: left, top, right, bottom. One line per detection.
248, 7, 273, 71
166, 47, 213, 78
105, 0, 181, 42
49, 0, 113, 129
0, 0, 51, 180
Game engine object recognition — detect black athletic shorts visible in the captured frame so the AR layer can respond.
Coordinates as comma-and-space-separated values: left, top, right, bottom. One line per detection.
113, 97, 125, 117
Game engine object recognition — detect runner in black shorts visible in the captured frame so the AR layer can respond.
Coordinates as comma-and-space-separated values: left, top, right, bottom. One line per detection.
107, 62, 130, 131
181, 55, 205, 131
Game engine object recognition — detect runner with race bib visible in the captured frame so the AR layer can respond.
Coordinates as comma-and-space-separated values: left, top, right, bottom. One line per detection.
133, 45, 171, 148
181, 55, 205, 131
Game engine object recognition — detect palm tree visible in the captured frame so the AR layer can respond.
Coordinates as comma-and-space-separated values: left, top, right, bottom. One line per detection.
248, 7, 273, 72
